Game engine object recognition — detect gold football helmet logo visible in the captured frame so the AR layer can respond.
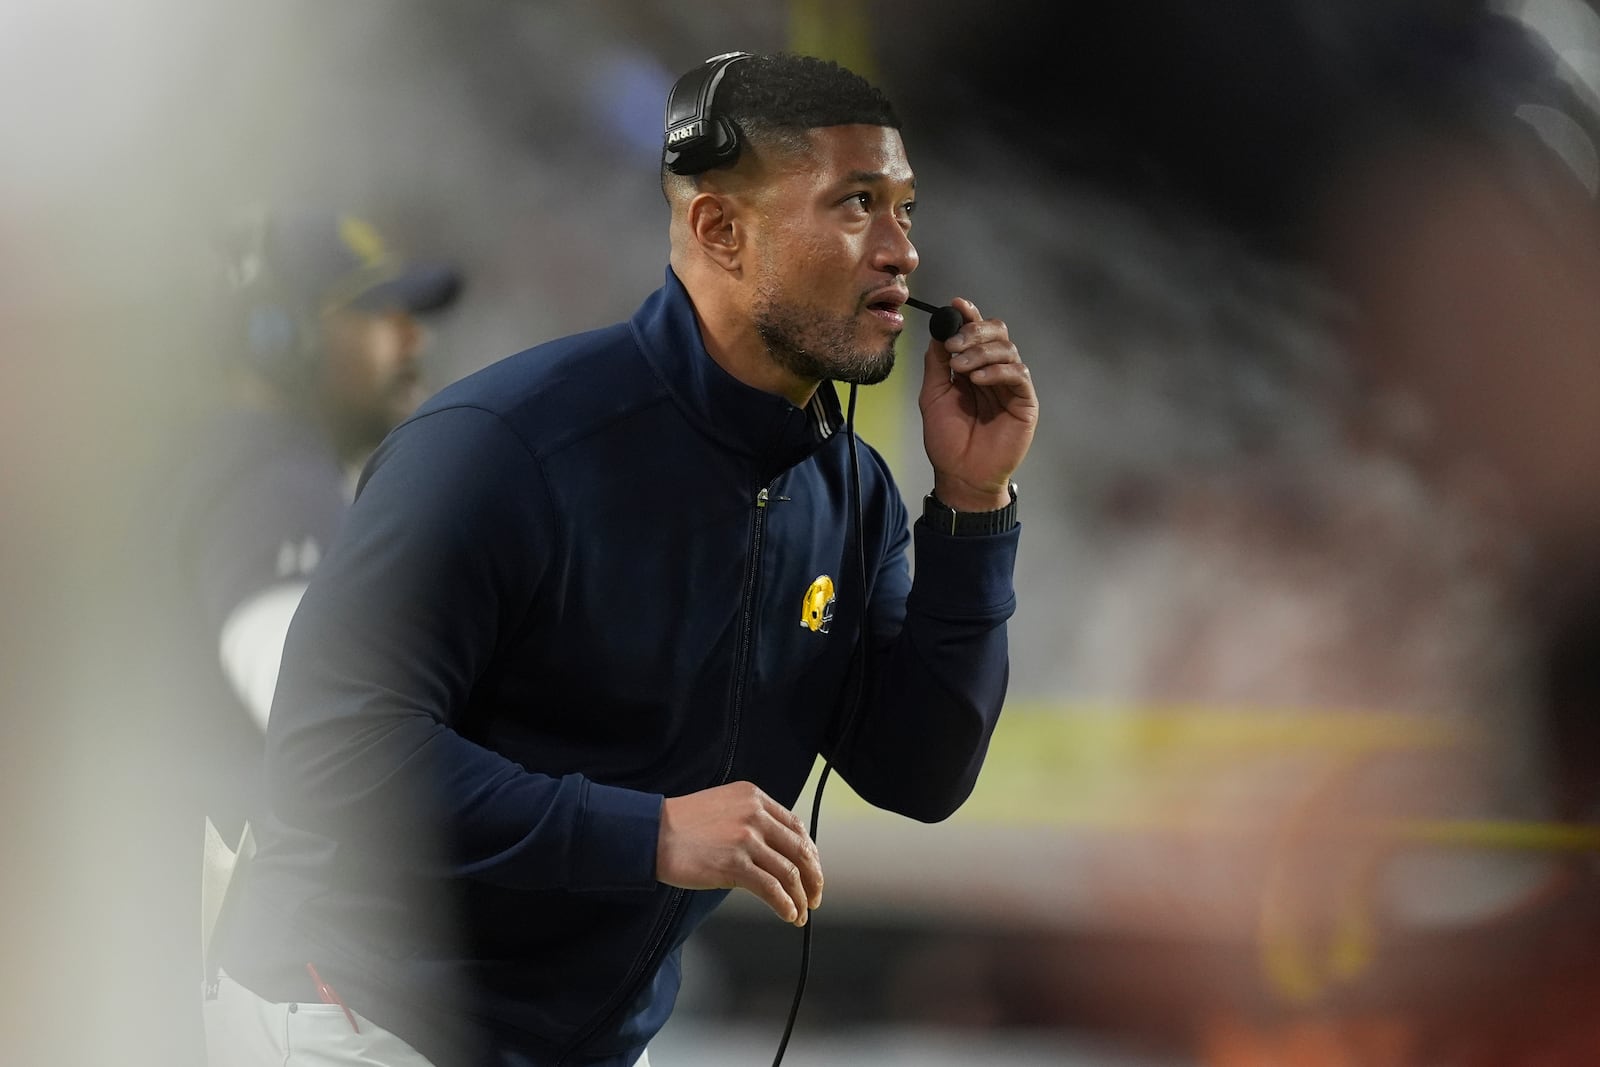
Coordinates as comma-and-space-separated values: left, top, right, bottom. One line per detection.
800, 574, 836, 634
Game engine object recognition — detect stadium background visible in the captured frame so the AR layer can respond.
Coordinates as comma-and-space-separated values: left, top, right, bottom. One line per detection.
7, 2, 1600, 1064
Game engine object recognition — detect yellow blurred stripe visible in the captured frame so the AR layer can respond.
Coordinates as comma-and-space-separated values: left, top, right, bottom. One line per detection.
800, 702, 1600, 855
1386, 819, 1600, 851
990, 700, 1469, 755
804, 701, 1474, 827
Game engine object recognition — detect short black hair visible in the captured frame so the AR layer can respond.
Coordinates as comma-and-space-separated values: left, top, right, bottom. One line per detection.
718, 53, 899, 136
661, 53, 900, 191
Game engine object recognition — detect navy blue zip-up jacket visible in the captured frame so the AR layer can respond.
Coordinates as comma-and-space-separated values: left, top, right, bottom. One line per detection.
221, 269, 1019, 1066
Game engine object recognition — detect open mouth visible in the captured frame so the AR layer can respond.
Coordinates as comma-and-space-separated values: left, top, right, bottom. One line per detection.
866, 299, 905, 328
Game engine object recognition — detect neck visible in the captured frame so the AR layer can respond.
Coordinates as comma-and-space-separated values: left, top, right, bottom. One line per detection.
676, 263, 818, 408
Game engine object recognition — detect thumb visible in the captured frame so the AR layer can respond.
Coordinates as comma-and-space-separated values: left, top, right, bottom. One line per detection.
918, 297, 979, 402
921, 332, 950, 385
918, 334, 958, 411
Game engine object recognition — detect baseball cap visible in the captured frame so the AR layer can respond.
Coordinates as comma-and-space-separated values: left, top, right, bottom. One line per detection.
261, 209, 462, 316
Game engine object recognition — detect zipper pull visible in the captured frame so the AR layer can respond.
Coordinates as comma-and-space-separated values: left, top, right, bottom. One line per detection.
756, 486, 791, 508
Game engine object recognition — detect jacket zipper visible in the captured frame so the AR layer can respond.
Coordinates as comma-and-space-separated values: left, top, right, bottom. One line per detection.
719, 482, 771, 782
553, 889, 684, 1066
554, 481, 772, 1064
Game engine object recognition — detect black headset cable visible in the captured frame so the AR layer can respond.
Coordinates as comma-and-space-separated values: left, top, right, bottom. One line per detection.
770, 382, 870, 1066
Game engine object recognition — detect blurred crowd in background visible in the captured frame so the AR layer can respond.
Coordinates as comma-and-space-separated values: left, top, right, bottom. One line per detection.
8, 1, 1600, 1064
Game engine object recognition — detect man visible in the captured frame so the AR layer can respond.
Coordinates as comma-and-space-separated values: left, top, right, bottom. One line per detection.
169, 208, 460, 843
208, 54, 1037, 1067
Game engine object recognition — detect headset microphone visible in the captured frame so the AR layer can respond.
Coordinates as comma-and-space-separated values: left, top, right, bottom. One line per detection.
903, 296, 964, 342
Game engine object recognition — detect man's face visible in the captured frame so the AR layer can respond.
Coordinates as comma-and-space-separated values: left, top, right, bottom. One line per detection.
316, 307, 427, 453
748, 124, 919, 388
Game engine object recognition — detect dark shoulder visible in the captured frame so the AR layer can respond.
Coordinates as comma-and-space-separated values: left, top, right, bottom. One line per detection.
411, 322, 669, 457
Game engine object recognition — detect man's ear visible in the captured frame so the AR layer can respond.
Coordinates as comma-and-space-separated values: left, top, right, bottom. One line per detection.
686, 192, 744, 272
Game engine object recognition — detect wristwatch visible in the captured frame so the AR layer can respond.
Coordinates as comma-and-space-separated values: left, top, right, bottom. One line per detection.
922, 482, 1019, 536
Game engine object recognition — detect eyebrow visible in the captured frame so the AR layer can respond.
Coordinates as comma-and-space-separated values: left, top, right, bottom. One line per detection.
840, 169, 916, 190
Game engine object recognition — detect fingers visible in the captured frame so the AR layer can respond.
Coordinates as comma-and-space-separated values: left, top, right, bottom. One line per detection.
944, 315, 1016, 372
746, 836, 813, 926
751, 799, 821, 925
934, 298, 1037, 401
761, 793, 825, 910
942, 300, 1006, 353
656, 782, 823, 927
917, 295, 1040, 494
927, 295, 980, 370
963, 360, 1032, 390
948, 342, 1022, 380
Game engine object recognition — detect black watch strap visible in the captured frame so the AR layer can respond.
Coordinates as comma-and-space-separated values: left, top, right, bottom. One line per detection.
923, 483, 1019, 536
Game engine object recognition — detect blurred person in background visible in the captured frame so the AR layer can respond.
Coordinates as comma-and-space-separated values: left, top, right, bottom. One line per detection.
143, 206, 459, 1067
165, 208, 461, 848
204, 53, 1036, 1067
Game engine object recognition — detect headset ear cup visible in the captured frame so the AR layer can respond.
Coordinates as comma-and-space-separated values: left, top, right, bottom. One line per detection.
666, 116, 740, 175
662, 52, 750, 175
705, 115, 740, 169
242, 302, 315, 389
221, 206, 317, 390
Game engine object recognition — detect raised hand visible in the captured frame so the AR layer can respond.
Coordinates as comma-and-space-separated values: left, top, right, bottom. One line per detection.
918, 297, 1038, 512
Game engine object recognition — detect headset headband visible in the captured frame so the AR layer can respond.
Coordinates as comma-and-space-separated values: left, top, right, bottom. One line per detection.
663, 51, 752, 175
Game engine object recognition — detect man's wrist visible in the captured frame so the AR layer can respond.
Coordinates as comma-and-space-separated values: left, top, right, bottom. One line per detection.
929, 476, 1011, 512
923, 482, 1019, 536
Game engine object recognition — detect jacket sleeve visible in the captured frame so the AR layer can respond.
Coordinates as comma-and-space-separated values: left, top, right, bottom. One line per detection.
262, 405, 662, 892
823, 461, 1018, 823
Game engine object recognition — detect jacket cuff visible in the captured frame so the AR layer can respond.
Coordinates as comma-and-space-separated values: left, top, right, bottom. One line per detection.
571, 780, 663, 891
908, 520, 1020, 616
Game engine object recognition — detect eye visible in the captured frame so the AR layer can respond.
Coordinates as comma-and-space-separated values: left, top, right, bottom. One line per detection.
843, 191, 872, 211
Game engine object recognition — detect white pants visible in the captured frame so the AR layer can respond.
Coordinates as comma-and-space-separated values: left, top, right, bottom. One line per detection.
204, 972, 650, 1066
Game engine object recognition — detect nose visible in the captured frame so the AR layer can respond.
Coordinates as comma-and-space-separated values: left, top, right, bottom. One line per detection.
872, 216, 919, 278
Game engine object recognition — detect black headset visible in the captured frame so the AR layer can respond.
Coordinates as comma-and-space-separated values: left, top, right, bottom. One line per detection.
220, 209, 319, 390
662, 51, 752, 175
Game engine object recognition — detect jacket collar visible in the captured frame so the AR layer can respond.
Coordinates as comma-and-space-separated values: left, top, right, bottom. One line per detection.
629, 267, 844, 478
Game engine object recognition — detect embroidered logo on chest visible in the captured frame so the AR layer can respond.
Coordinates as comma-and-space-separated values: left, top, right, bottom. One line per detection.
799, 574, 836, 634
